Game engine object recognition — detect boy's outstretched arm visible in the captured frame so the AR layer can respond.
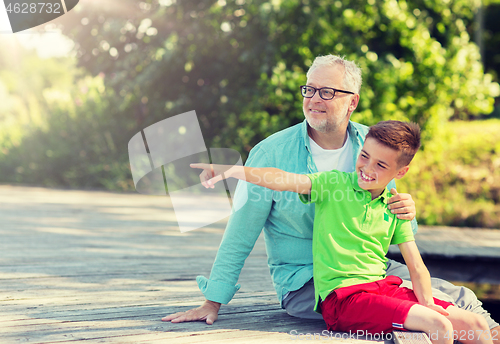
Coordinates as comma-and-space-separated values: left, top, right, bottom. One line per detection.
398, 241, 449, 316
190, 163, 312, 194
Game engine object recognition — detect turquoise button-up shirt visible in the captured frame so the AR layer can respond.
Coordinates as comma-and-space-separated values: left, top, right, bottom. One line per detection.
196, 120, 417, 305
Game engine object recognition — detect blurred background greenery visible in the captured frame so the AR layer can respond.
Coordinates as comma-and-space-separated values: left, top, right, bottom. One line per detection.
1, 0, 500, 228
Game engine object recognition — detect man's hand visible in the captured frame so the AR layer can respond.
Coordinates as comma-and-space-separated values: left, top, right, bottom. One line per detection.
388, 188, 416, 221
162, 300, 221, 325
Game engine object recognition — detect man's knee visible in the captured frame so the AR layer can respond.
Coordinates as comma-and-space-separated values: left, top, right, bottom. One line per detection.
282, 282, 323, 320
451, 284, 480, 309
284, 305, 323, 320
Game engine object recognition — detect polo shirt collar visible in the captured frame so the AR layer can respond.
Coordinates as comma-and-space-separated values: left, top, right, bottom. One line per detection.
347, 121, 363, 143
350, 172, 392, 204
301, 119, 312, 152
379, 188, 393, 204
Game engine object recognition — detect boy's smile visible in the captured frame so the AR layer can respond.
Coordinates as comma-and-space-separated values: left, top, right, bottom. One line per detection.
355, 137, 409, 199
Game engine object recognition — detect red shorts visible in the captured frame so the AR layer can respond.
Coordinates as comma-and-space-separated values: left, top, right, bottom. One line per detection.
320, 275, 453, 334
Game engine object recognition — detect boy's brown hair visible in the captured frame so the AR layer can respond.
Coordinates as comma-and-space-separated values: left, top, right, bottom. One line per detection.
366, 120, 421, 167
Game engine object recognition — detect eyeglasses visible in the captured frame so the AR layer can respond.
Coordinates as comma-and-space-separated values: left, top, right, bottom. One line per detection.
300, 85, 354, 100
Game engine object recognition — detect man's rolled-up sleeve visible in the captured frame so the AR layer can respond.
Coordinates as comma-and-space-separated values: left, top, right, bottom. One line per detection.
196, 147, 274, 304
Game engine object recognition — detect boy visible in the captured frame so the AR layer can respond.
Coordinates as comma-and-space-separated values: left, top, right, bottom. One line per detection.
191, 121, 491, 344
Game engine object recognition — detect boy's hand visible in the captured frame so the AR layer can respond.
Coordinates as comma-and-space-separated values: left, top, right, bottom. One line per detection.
190, 163, 231, 189
388, 188, 416, 221
425, 303, 450, 316
162, 300, 221, 325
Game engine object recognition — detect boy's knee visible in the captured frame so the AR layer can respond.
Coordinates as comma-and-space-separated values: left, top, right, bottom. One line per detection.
405, 304, 452, 335
432, 315, 453, 335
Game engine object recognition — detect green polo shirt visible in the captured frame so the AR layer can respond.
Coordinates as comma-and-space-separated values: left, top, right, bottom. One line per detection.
299, 170, 414, 312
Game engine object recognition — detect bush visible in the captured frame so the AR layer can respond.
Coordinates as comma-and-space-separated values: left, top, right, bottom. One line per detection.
398, 119, 500, 228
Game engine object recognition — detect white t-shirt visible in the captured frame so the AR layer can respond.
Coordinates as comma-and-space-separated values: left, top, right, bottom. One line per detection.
309, 132, 354, 173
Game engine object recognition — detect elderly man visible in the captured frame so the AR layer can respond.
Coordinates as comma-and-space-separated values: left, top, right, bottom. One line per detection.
163, 55, 499, 336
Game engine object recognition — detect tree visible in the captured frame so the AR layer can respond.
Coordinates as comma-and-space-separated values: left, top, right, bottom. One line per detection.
3, 0, 497, 190
58, 0, 498, 151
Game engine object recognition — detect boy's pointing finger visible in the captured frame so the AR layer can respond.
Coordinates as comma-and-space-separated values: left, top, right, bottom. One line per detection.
190, 163, 215, 176
190, 163, 209, 169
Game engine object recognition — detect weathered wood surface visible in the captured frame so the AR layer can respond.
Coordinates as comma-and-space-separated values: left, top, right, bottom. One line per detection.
1, 185, 499, 343
0, 185, 389, 344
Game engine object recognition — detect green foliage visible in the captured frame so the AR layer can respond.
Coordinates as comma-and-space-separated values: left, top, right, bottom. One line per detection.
2, 0, 500, 229
0, 45, 135, 190
398, 119, 500, 228
57, 0, 498, 156
483, 1, 500, 80
0, 38, 77, 147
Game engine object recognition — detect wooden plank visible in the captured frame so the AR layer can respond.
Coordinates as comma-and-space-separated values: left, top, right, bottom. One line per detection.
393, 331, 432, 344
0, 308, 329, 343
0, 294, 278, 322
1, 186, 324, 344
4, 185, 495, 344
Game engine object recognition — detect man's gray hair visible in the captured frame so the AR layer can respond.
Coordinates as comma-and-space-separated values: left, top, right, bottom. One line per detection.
307, 55, 362, 94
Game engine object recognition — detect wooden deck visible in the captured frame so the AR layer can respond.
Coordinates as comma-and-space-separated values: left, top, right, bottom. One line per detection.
1, 185, 499, 343
0, 185, 380, 344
